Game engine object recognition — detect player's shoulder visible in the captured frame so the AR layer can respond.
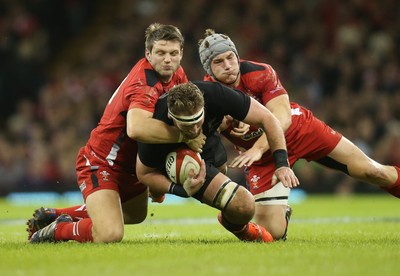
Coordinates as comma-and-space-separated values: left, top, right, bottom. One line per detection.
174, 66, 188, 80
191, 81, 244, 106
240, 60, 279, 89
240, 60, 270, 75
127, 58, 164, 87
192, 80, 225, 92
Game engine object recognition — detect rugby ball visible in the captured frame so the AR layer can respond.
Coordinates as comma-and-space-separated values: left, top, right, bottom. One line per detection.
165, 147, 201, 185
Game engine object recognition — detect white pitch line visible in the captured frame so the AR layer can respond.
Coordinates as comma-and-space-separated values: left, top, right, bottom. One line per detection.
1, 216, 399, 226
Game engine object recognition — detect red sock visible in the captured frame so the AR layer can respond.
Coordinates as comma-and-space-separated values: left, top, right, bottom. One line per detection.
381, 166, 400, 198
55, 218, 93, 243
55, 205, 89, 221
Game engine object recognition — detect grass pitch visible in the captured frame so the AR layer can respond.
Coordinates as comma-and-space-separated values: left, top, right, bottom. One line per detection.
0, 195, 399, 276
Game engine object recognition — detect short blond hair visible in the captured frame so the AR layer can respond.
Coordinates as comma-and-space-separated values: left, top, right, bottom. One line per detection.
167, 82, 204, 116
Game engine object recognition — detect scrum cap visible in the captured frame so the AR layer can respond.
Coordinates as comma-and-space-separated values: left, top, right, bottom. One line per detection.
199, 33, 239, 77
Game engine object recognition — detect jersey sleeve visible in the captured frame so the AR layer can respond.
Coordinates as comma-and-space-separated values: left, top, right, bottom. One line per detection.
128, 84, 160, 113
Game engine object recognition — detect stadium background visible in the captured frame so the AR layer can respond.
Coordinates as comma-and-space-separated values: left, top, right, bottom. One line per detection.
0, 0, 399, 197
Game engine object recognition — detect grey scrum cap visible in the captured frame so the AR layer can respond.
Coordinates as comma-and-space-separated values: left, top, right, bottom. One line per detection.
199, 33, 239, 77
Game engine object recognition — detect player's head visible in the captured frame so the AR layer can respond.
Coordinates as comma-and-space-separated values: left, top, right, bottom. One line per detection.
198, 29, 240, 85
145, 23, 185, 82
167, 82, 205, 140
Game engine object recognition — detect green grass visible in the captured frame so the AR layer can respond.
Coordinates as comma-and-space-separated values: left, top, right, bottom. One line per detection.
0, 195, 399, 276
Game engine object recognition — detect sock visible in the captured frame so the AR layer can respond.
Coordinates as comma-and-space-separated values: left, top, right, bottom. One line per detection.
55, 204, 89, 221
55, 218, 93, 243
381, 166, 400, 198
219, 213, 246, 232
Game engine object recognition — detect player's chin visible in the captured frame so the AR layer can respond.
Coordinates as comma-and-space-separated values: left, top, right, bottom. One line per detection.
217, 76, 233, 84
161, 67, 176, 74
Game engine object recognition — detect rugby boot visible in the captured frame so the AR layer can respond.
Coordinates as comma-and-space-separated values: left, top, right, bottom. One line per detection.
30, 214, 72, 243
26, 207, 57, 240
217, 212, 273, 243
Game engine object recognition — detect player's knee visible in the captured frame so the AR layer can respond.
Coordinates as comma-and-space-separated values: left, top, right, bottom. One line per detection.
225, 187, 254, 221
93, 225, 124, 243
232, 187, 255, 219
266, 223, 286, 240
255, 205, 289, 240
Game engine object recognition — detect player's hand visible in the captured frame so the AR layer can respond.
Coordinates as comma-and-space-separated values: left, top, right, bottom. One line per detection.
229, 147, 263, 168
182, 159, 206, 196
230, 121, 250, 137
271, 167, 299, 188
185, 132, 206, 153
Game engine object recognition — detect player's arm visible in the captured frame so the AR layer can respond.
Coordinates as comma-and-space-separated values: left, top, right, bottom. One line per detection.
127, 108, 182, 143
127, 108, 206, 151
265, 94, 292, 132
229, 132, 268, 168
243, 98, 286, 157
230, 94, 291, 167
242, 97, 299, 188
136, 155, 172, 197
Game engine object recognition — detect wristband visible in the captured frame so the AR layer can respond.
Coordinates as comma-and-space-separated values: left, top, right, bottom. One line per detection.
273, 149, 289, 169
168, 182, 189, 198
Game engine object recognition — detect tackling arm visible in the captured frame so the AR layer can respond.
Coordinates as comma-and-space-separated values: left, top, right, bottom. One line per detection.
127, 108, 182, 143
127, 108, 206, 152
243, 98, 287, 153
229, 94, 291, 167
265, 94, 292, 132
242, 97, 299, 188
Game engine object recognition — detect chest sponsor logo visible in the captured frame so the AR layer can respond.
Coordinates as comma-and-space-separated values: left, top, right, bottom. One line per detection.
242, 128, 263, 141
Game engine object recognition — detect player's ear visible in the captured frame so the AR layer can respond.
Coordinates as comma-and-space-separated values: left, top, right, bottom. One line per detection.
145, 49, 151, 61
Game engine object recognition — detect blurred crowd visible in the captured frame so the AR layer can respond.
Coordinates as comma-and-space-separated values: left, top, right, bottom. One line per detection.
1, 0, 400, 196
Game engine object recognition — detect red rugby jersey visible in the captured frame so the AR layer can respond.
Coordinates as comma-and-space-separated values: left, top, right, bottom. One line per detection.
84, 58, 188, 172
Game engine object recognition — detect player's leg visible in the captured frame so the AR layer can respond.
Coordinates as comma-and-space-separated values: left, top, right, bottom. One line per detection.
30, 184, 148, 243
53, 204, 89, 220
85, 189, 124, 242
30, 161, 127, 243
253, 182, 292, 240
326, 136, 400, 197
26, 204, 89, 240
254, 205, 292, 240
202, 173, 253, 223
199, 171, 273, 242
121, 187, 149, 224
30, 188, 124, 243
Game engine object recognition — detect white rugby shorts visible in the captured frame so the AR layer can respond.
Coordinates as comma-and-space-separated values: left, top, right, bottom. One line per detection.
254, 182, 290, 205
